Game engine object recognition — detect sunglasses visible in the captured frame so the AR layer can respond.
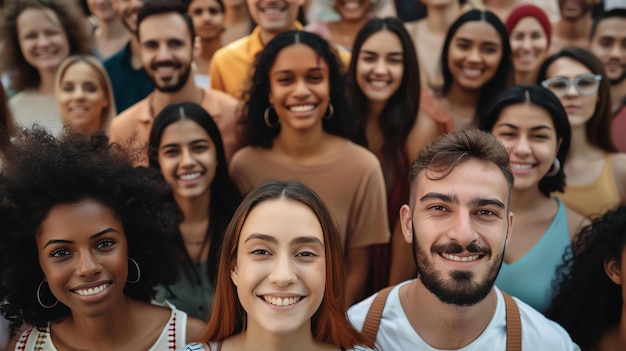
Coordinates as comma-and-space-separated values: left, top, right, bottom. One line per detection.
541, 73, 602, 98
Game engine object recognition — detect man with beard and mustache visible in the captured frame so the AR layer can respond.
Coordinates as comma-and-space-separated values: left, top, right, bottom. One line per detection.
590, 9, 626, 152
104, 0, 154, 113
551, 0, 595, 53
110, 0, 240, 166
348, 130, 580, 350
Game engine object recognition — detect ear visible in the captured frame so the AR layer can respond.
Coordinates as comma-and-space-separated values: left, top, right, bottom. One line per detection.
399, 204, 414, 244
230, 259, 239, 287
505, 211, 514, 247
604, 257, 622, 285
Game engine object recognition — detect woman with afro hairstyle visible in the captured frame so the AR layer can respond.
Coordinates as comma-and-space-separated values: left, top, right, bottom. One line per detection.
547, 206, 626, 350
0, 128, 206, 350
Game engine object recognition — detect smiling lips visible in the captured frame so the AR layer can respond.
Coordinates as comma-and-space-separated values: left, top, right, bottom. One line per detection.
71, 282, 111, 296
440, 253, 482, 262
262, 295, 304, 307
179, 172, 202, 181
288, 104, 316, 113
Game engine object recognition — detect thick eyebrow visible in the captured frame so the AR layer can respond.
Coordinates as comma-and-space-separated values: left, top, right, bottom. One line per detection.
43, 228, 119, 248
420, 192, 458, 204
244, 233, 324, 247
160, 139, 209, 149
420, 192, 505, 210
495, 123, 554, 132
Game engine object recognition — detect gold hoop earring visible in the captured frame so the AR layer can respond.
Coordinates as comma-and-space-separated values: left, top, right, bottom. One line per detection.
127, 258, 141, 284
324, 103, 334, 120
37, 281, 58, 309
264, 106, 279, 128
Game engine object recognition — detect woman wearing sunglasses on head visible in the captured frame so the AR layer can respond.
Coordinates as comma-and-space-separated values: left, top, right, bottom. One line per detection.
538, 46, 626, 219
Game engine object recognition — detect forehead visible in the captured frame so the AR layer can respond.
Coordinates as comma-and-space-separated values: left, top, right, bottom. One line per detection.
360, 30, 403, 52
37, 200, 122, 242
512, 17, 545, 33
160, 119, 213, 145
239, 199, 324, 245
453, 21, 502, 44
270, 44, 329, 73
139, 12, 190, 40
593, 17, 626, 38
497, 103, 555, 130
17, 7, 63, 31
415, 158, 509, 207
546, 56, 592, 77
62, 61, 99, 80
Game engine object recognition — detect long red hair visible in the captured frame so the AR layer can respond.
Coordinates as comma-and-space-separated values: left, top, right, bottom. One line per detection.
202, 180, 371, 349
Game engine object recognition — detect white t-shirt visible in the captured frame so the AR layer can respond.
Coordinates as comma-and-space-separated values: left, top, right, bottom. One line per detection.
347, 280, 580, 351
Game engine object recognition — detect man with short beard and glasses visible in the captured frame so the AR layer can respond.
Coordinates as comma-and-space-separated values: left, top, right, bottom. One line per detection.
104, 0, 154, 113
110, 0, 240, 166
550, 0, 595, 53
590, 9, 626, 152
348, 130, 580, 351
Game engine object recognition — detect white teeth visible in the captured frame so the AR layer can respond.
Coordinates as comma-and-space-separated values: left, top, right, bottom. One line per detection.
263, 8, 283, 14
74, 283, 109, 296
370, 81, 388, 88
441, 253, 480, 262
156, 67, 175, 74
263, 296, 302, 306
462, 68, 482, 78
180, 172, 201, 180
344, 2, 360, 9
289, 105, 315, 112
510, 163, 533, 170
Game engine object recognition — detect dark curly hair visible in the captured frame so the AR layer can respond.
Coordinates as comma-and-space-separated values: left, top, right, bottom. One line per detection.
480, 84, 571, 197
148, 102, 241, 286
441, 9, 513, 125
0, 0, 92, 92
547, 206, 626, 350
0, 127, 179, 334
243, 30, 349, 147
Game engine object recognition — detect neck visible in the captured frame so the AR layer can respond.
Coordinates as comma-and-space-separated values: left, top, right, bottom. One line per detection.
611, 79, 626, 114
96, 17, 127, 39
556, 16, 592, 39
239, 321, 316, 351
484, 0, 515, 9
514, 70, 538, 85
367, 100, 385, 121
425, 3, 461, 31
273, 125, 328, 161
404, 280, 498, 350
447, 83, 480, 107
224, 3, 250, 24
511, 185, 548, 211
151, 81, 203, 117
568, 124, 604, 159
175, 191, 211, 223
200, 37, 222, 60
38, 68, 57, 95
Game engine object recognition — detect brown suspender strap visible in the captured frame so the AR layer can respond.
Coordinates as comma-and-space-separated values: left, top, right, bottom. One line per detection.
361, 285, 395, 344
502, 291, 522, 351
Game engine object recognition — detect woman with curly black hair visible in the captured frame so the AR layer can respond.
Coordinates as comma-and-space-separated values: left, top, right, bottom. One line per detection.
0, 128, 206, 350
230, 30, 390, 306
547, 206, 626, 351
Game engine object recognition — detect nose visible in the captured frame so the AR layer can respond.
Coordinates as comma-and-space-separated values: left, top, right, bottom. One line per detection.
268, 253, 297, 287
446, 210, 478, 247
521, 36, 532, 50
36, 34, 51, 47
292, 78, 311, 98
610, 43, 621, 58
71, 86, 87, 100
155, 43, 173, 61
564, 80, 578, 97
179, 148, 195, 167
511, 135, 531, 156
373, 58, 387, 75
75, 251, 101, 277
467, 47, 482, 63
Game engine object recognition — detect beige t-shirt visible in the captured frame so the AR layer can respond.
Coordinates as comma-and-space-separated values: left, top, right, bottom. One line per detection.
229, 141, 390, 249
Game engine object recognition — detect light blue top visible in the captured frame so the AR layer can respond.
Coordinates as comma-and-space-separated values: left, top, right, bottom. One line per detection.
496, 197, 570, 313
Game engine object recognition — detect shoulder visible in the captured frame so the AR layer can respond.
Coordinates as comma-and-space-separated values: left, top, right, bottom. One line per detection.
512, 295, 580, 349
340, 142, 380, 167
610, 152, 626, 175
110, 100, 147, 137
231, 146, 264, 165
347, 282, 407, 331
212, 35, 251, 62
185, 317, 207, 344
103, 44, 128, 69
205, 89, 240, 111
563, 203, 589, 240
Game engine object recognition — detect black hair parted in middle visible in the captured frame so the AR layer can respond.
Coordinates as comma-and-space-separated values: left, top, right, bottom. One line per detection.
481, 84, 571, 197
243, 30, 349, 148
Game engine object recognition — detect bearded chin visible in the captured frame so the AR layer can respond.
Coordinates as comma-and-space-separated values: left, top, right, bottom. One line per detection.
609, 70, 626, 86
